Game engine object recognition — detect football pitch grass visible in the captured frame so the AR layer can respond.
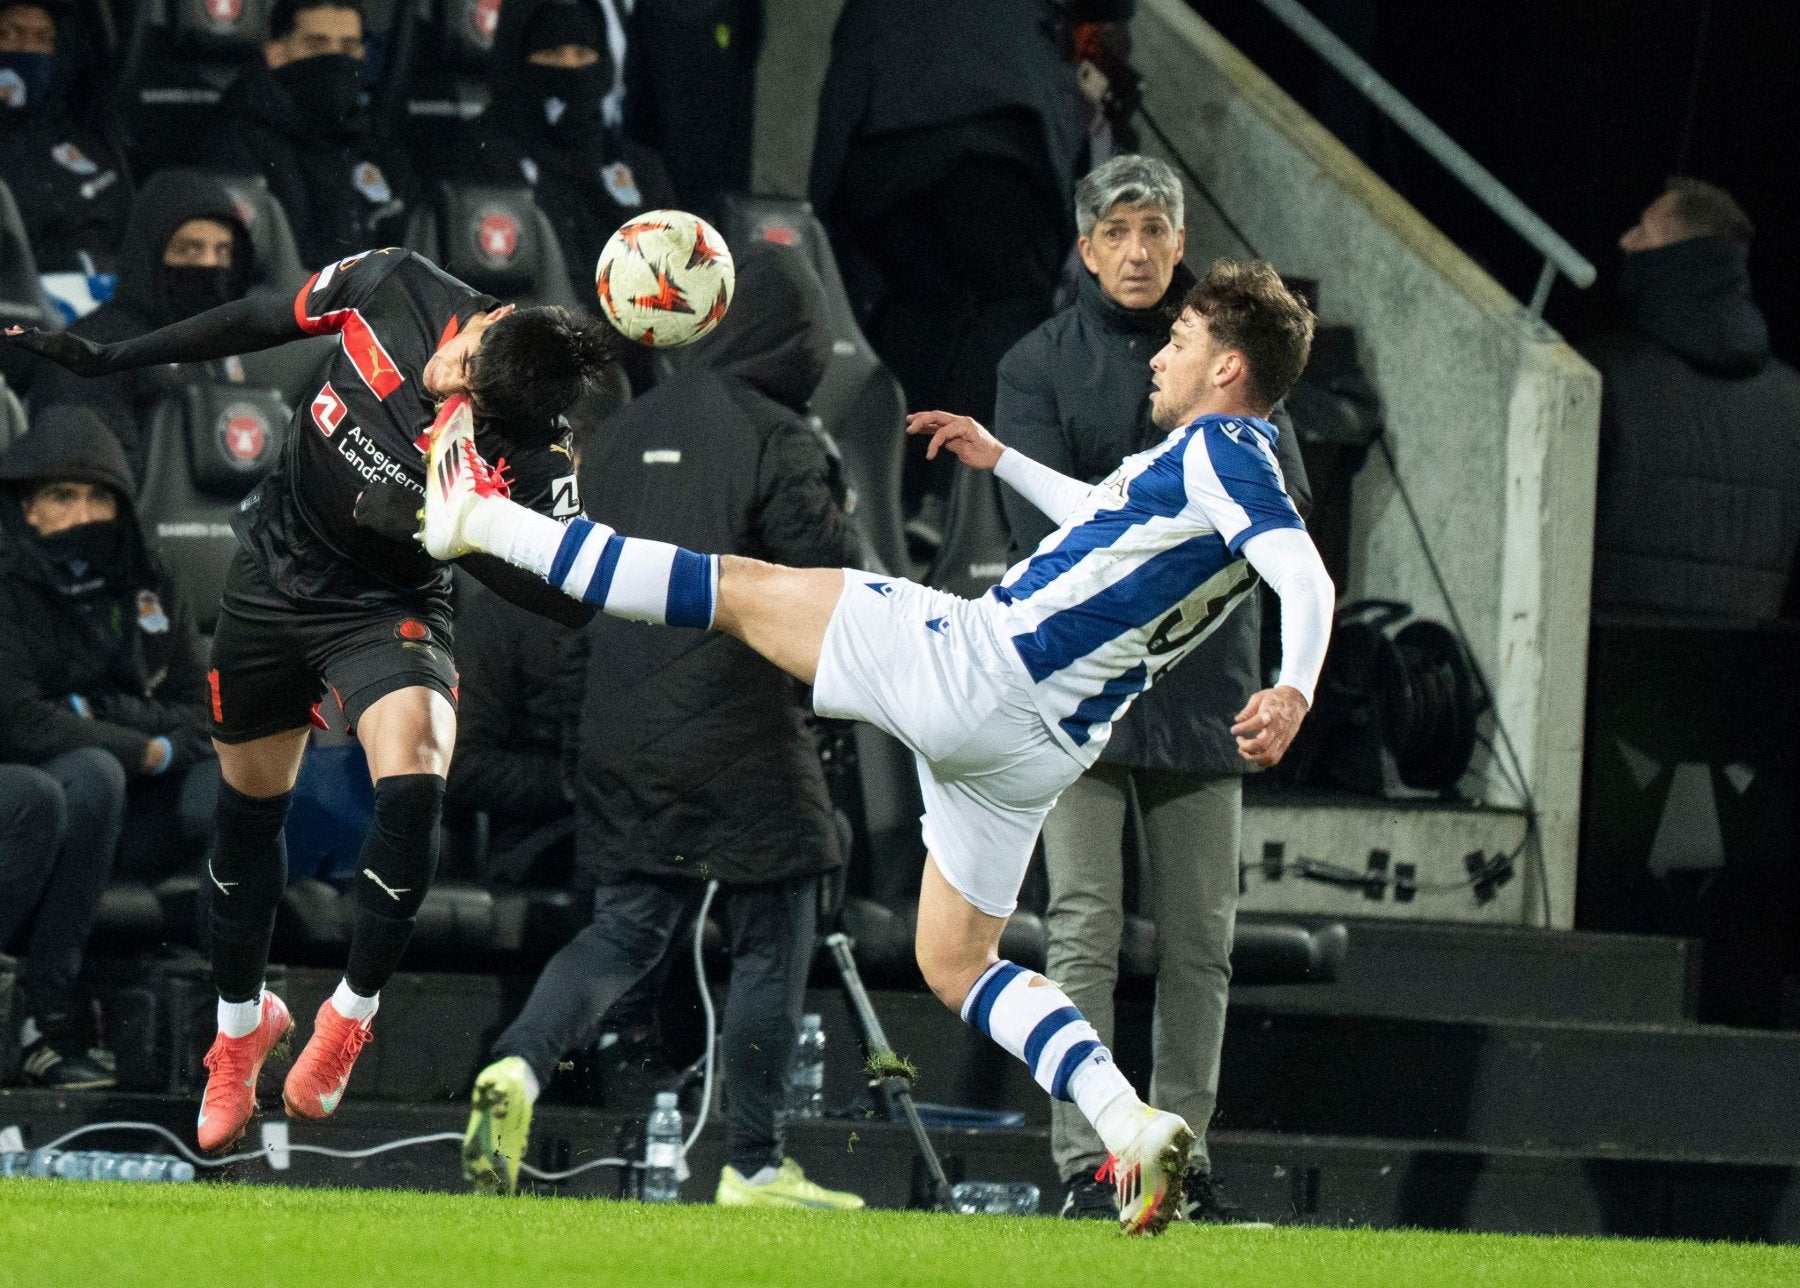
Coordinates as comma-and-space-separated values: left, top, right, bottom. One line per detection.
2, 1179, 1797, 1287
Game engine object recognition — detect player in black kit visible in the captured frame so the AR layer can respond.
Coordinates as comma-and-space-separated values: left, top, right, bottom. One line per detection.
7, 247, 617, 1151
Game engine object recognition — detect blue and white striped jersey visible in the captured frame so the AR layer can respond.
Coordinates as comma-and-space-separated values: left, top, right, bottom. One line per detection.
984, 414, 1304, 759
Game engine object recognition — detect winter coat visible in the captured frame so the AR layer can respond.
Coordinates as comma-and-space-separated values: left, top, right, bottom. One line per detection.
994, 266, 1313, 775
0, 409, 210, 778
1585, 237, 1800, 622
27, 170, 253, 480
209, 58, 416, 271
570, 246, 855, 886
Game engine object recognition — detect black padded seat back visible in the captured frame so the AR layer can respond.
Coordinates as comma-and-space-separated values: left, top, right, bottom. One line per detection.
713, 194, 915, 578
0, 378, 25, 457
399, 0, 495, 174
138, 381, 289, 630
211, 171, 310, 289
925, 462, 1013, 600
115, 0, 271, 174
404, 182, 581, 310
0, 179, 60, 333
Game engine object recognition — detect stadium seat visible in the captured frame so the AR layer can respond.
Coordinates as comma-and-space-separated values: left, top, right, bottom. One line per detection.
136, 380, 289, 632
112, 0, 272, 176
398, 0, 496, 179
0, 179, 61, 335
925, 463, 1013, 600
403, 182, 583, 312
713, 195, 917, 579
212, 171, 310, 292
0, 377, 26, 457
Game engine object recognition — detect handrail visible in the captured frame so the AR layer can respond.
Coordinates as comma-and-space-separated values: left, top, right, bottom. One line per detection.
1254, 0, 1595, 316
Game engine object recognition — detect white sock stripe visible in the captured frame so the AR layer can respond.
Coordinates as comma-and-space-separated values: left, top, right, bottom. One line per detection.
1031, 1018, 1098, 1091
558, 521, 610, 599
608, 540, 679, 622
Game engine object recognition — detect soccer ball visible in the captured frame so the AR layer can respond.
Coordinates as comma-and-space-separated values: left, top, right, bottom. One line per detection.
594, 209, 736, 348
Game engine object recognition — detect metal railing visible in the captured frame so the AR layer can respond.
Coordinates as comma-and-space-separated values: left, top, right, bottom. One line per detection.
1255, 0, 1595, 316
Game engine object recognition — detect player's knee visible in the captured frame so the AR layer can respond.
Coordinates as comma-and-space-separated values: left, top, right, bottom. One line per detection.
915, 938, 990, 1012
355, 774, 444, 920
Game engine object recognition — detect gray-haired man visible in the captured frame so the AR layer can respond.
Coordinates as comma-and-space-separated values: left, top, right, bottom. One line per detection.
994, 154, 1310, 1222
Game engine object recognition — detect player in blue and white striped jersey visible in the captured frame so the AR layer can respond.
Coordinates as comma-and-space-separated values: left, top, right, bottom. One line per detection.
413, 259, 1334, 1234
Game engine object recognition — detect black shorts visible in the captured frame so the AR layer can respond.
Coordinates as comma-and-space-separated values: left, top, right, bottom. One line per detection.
208, 550, 457, 744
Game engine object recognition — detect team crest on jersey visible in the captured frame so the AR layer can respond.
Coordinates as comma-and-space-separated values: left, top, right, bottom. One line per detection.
474, 211, 520, 265
311, 382, 348, 437
352, 162, 393, 205
600, 162, 641, 207
136, 590, 170, 635
0, 70, 25, 110
51, 143, 99, 176
217, 404, 270, 465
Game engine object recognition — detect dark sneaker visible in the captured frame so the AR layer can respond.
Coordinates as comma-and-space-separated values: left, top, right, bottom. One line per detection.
1060, 1171, 1119, 1220
21, 1038, 117, 1091
1180, 1169, 1272, 1226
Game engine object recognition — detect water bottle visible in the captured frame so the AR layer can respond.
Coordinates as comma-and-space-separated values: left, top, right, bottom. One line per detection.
950, 1180, 1040, 1216
0, 1150, 196, 1183
642, 1091, 684, 1203
788, 1013, 826, 1120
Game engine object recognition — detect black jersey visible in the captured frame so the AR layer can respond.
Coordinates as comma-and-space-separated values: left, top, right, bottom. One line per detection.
233, 249, 580, 607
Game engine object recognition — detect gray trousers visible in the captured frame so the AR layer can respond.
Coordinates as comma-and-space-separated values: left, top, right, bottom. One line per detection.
1042, 763, 1240, 1179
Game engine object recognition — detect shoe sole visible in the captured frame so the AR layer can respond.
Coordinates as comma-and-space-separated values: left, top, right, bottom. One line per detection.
1121, 1123, 1195, 1237
462, 1078, 520, 1197
422, 398, 476, 560
200, 1014, 294, 1157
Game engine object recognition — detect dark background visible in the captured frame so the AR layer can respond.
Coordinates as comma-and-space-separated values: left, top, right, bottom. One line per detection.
1194, 0, 1798, 362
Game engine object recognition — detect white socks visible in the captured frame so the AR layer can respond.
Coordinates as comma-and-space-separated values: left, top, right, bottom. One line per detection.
519, 1061, 542, 1105
330, 979, 379, 1023
466, 494, 562, 576
217, 989, 263, 1039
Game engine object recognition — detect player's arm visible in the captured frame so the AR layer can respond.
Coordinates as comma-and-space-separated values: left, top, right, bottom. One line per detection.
1233, 528, 1334, 767
3, 291, 305, 377
905, 410, 1091, 526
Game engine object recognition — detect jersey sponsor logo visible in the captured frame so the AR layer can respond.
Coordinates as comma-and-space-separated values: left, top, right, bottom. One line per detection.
351, 161, 392, 205
50, 142, 99, 176
217, 404, 270, 465
474, 210, 520, 265
311, 382, 347, 437
550, 472, 581, 519
467, 0, 501, 46
1143, 572, 1254, 657
200, 0, 243, 26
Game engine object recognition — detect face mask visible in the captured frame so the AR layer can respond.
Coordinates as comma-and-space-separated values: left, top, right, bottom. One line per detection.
155, 263, 240, 323
0, 50, 53, 113
37, 519, 122, 575
272, 53, 364, 131
522, 62, 606, 147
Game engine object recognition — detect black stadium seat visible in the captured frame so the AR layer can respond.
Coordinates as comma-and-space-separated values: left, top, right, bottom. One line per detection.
137, 380, 289, 631
0, 179, 61, 335
113, 0, 272, 176
404, 181, 582, 311
0, 377, 26, 457
213, 171, 311, 290
925, 463, 1013, 600
398, 0, 497, 179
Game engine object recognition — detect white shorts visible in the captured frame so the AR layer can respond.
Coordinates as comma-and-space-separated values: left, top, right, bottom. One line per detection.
812, 570, 1086, 918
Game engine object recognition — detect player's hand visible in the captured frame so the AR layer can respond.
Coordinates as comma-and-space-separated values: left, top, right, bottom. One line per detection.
355, 479, 425, 547
1232, 685, 1309, 768
3, 326, 113, 377
905, 410, 1005, 472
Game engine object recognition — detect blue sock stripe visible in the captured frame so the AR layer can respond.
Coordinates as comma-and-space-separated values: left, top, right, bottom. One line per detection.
966, 962, 1024, 1034
1050, 1039, 1104, 1102
665, 549, 717, 628
959, 962, 1008, 1023
547, 518, 593, 591
1023, 1007, 1083, 1075
582, 534, 627, 606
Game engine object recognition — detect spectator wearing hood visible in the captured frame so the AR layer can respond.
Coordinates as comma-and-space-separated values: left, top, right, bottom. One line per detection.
470, 0, 674, 314
1585, 177, 1800, 622
209, 0, 415, 271
477, 245, 863, 1209
0, 0, 128, 275
0, 409, 216, 1084
27, 170, 252, 480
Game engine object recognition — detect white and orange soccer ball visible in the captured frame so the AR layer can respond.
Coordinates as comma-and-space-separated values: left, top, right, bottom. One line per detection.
594, 209, 735, 348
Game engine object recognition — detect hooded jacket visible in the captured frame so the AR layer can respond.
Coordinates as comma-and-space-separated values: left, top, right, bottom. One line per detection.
569, 245, 854, 885
0, 1, 128, 273
1585, 237, 1800, 621
0, 408, 210, 778
467, 0, 675, 309
995, 265, 1313, 775
209, 54, 415, 271
28, 170, 252, 479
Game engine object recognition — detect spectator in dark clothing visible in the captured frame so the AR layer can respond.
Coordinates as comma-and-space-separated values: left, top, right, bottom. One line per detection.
809, 0, 1089, 506
210, 0, 415, 271
0, 408, 218, 1086
28, 170, 252, 481
467, 246, 863, 1210
0, 0, 127, 276
994, 155, 1310, 1224
1587, 177, 1800, 622
471, 0, 675, 312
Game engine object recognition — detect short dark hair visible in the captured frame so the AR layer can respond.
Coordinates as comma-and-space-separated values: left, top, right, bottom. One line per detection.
1665, 176, 1755, 247
1180, 259, 1316, 411
470, 306, 623, 449
268, 0, 363, 42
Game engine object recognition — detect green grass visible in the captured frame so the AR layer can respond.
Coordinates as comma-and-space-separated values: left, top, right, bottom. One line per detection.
1, 1180, 1796, 1288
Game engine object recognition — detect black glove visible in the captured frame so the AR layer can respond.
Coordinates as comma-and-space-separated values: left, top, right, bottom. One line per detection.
354, 478, 425, 547
3, 327, 115, 377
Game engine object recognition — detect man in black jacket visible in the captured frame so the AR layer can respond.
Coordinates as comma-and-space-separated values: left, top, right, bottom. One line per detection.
0, 408, 217, 1088
994, 155, 1309, 1223
209, 0, 414, 270
462, 246, 862, 1211
28, 170, 252, 480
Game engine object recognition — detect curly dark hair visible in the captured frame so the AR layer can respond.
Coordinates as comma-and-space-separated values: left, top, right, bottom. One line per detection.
469, 306, 623, 449
1180, 259, 1316, 411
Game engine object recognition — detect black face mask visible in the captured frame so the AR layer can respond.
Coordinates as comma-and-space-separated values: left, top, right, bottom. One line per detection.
521, 62, 606, 149
273, 53, 365, 131
155, 263, 240, 323
37, 519, 123, 578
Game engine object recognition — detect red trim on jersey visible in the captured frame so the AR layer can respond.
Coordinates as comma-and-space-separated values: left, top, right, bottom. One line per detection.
294, 272, 407, 401
208, 669, 223, 722
437, 314, 461, 349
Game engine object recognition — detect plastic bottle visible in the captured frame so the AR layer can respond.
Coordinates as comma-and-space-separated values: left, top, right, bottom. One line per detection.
788, 1013, 826, 1121
0, 1150, 196, 1183
642, 1091, 684, 1203
950, 1180, 1040, 1216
